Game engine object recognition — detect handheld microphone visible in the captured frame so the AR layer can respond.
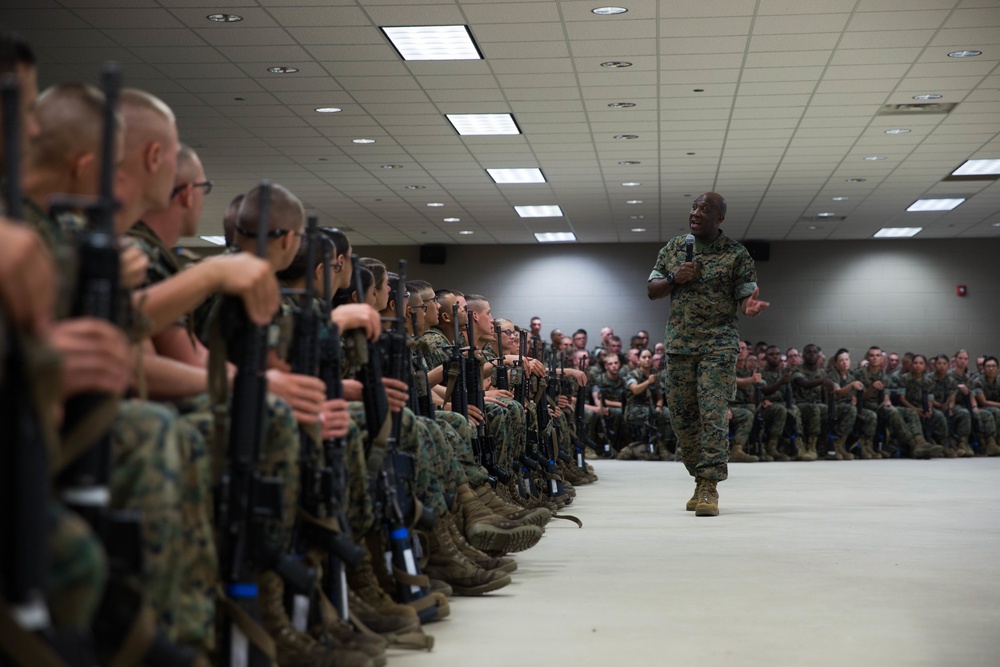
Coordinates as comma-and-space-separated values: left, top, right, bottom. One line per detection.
685, 234, 695, 263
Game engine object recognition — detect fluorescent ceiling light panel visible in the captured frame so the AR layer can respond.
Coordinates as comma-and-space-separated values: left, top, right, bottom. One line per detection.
515, 205, 563, 218
873, 227, 922, 238
381, 25, 482, 61
906, 198, 965, 212
200, 236, 227, 245
951, 159, 1000, 176
487, 168, 545, 184
534, 232, 577, 243
446, 114, 520, 136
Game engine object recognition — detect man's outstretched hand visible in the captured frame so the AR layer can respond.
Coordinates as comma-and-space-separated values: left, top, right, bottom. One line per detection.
741, 288, 769, 318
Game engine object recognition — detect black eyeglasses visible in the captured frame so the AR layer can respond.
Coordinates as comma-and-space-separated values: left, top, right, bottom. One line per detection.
170, 180, 213, 199
411, 304, 428, 312
500, 330, 517, 337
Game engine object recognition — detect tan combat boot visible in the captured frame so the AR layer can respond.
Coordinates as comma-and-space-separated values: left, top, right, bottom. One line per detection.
858, 437, 875, 460
457, 486, 545, 555
474, 483, 552, 527
685, 478, 703, 511
835, 436, 854, 460
765, 437, 790, 462
801, 436, 820, 461
694, 479, 720, 517
955, 436, 973, 457
424, 516, 512, 596
985, 436, 1000, 457
942, 440, 959, 458
446, 513, 518, 574
911, 435, 943, 458
729, 442, 759, 463
258, 570, 375, 667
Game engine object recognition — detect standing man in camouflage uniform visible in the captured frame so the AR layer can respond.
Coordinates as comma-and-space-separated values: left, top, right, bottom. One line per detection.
647, 192, 768, 516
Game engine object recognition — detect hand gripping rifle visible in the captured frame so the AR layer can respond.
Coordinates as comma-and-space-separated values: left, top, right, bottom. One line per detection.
216, 183, 314, 667
353, 259, 435, 622
465, 309, 510, 487
287, 218, 361, 628
513, 331, 540, 499
532, 343, 565, 499
52, 64, 198, 667
962, 389, 981, 454
493, 322, 509, 392
409, 312, 434, 418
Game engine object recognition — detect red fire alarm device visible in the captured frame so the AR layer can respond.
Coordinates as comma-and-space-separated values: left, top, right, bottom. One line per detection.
957, 285, 967, 297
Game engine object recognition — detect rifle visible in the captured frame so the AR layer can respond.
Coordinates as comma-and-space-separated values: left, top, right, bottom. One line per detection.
919, 386, 932, 440
513, 330, 528, 406
409, 311, 434, 418
353, 259, 435, 621
287, 218, 361, 627
782, 381, 800, 458
824, 386, 838, 459
512, 331, 540, 499
573, 385, 593, 472
596, 389, 614, 458
217, 183, 314, 667
848, 387, 865, 456
465, 308, 510, 486
532, 342, 565, 499
748, 383, 766, 458
962, 390, 981, 454
874, 388, 890, 456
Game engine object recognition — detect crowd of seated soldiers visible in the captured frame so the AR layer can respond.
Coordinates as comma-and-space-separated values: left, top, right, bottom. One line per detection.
520, 322, 1000, 463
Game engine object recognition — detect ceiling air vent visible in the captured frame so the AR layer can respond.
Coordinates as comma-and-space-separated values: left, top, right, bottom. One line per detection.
878, 103, 957, 115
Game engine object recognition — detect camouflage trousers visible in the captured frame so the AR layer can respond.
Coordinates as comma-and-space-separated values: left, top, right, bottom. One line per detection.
484, 397, 526, 474
666, 351, 736, 482
729, 405, 754, 448
797, 402, 856, 439
110, 400, 185, 641
347, 403, 448, 524
435, 409, 487, 488
979, 406, 1000, 438
949, 407, 972, 438
47, 502, 107, 630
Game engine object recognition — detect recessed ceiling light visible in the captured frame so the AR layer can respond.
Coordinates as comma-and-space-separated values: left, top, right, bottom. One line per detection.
992, 222, 1000, 227
267, 66, 298, 74
381, 164, 403, 169
601, 61, 632, 68
874, 227, 922, 238
443, 217, 461, 222
315, 107, 342, 113
885, 128, 911, 134
381, 25, 482, 61
404, 185, 425, 190
200, 235, 227, 245
592, 6, 628, 15
618, 160, 641, 166
622, 182, 641, 187
515, 205, 563, 218
534, 232, 577, 243
625, 200, 643, 204
630, 227, 646, 232
427, 202, 445, 207
913, 93, 942, 101
907, 198, 965, 212
207, 14, 242, 22
832, 196, 849, 201
845, 178, 866, 183
951, 159, 1000, 176
864, 156, 887, 161
352, 138, 376, 144
948, 50, 982, 58
808, 226, 818, 230
817, 212, 837, 217
629, 215, 644, 220
446, 113, 520, 136
487, 168, 545, 184
613, 134, 638, 140
608, 102, 636, 108
458, 230, 475, 235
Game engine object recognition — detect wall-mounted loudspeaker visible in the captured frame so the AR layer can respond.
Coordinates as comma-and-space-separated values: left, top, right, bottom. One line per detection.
743, 240, 770, 262
420, 244, 447, 265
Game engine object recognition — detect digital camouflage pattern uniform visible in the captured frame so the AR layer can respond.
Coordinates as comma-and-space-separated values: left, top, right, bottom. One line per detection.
950, 368, 996, 440
972, 374, 1000, 441
930, 372, 967, 447
649, 232, 757, 481
853, 365, 907, 454
893, 372, 946, 445
792, 365, 828, 442
729, 366, 756, 453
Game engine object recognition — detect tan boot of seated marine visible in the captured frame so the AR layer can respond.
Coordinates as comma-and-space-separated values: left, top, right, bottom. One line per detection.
457, 485, 545, 555
446, 512, 518, 574
766, 437, 790, 462
694, 478, 720, 517
911, 435, 944, 459
858, 437, 875, 460
984, 436, 1000, 457
729, 443, 758, 463
346, 546, 421, 634
257, 570, 376, 667
423, 516, 512, 596
474, 483, 551, 527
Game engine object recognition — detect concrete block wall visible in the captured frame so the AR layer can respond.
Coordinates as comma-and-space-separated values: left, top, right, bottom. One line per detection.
351, 238, 1000, 360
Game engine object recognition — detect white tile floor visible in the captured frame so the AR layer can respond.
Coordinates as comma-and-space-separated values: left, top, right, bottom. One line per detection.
393, 459, 1000, 667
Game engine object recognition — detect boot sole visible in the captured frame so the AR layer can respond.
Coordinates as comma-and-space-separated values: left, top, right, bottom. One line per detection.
448, 573, 512, 596
467, 523, 543, 555
694, 504, 719, 516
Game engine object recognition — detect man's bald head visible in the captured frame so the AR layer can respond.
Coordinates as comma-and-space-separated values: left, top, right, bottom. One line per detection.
30, 82, 121, 169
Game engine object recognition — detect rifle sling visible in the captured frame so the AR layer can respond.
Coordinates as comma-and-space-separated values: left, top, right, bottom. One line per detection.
365, 413, 391, 478
217, 589, 277, 665
441, 361, 460, 406
54, 396, 120, 475
206, 311, 231, 483
0, 598, 67, 667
